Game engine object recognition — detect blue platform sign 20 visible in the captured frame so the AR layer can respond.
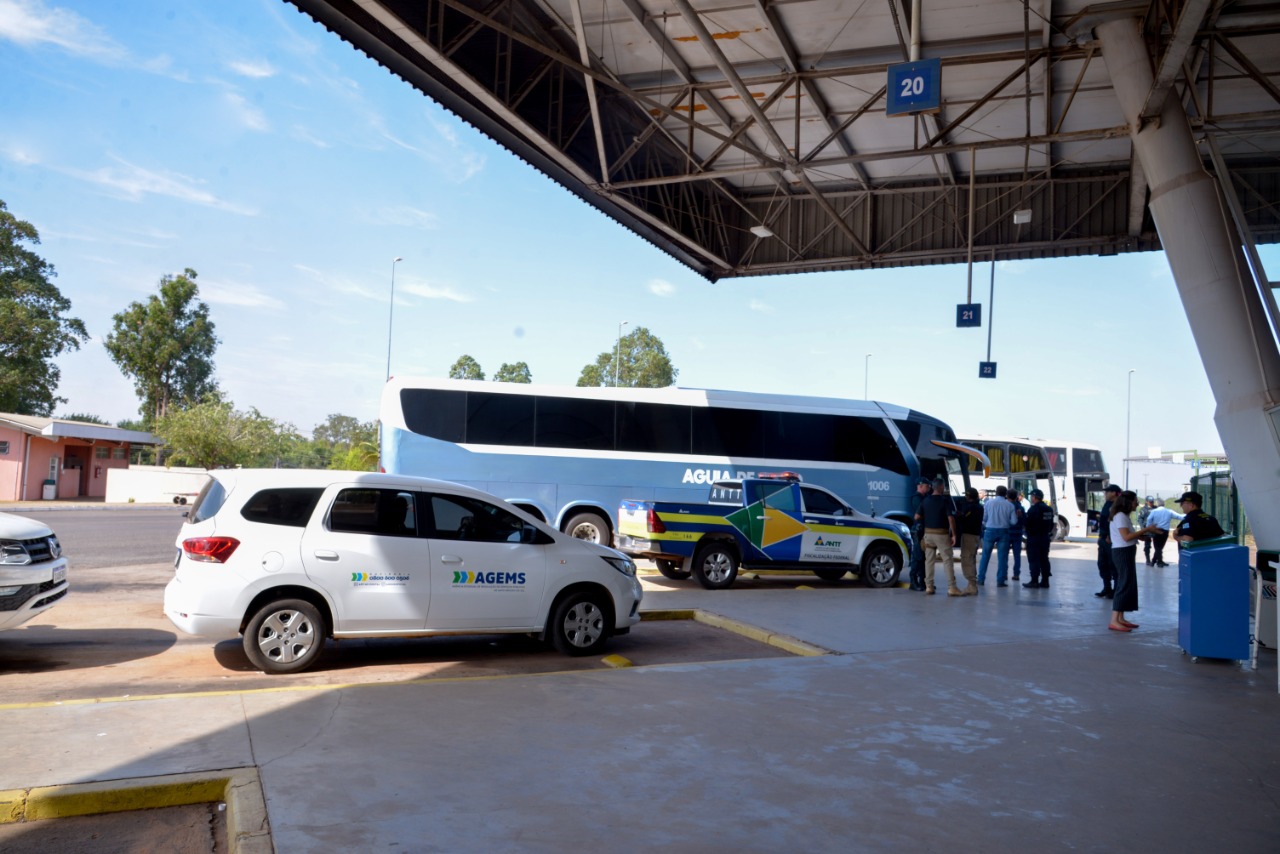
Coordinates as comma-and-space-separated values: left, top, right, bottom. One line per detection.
886, 58, 941, 116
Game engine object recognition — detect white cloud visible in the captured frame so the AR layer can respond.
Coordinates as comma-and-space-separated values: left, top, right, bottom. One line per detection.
200, 279, 285, 309
228, 58, 275, 79
367, 205, 439, 230
748, 298, 773, 313
399, 279, 474, 303
65, 155, 258, 216
224, 92, 270, 132
0, 0, 126, 61
648, 278, 676, 297
290, 125, 331, 149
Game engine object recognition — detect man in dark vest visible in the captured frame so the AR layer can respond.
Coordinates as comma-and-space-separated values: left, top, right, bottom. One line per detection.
1023, 489, 1055, 588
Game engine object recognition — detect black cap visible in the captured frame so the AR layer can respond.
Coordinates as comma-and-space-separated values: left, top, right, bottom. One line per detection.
917, 477, 933, 486
1177, 491, 1203, 505
1029, 489, 1044, 499
1104, 484, 1122, 494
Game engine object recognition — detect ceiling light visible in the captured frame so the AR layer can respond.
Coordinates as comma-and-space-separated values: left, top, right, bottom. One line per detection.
750, 225, 774, 238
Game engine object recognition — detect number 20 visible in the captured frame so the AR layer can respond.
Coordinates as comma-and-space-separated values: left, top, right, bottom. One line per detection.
900, 75, 925, 97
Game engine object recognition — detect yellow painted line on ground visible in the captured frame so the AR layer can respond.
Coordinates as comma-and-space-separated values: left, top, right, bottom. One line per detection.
601, 654, 633, 668
648, 609, 831, 657
0, 767, 271, 853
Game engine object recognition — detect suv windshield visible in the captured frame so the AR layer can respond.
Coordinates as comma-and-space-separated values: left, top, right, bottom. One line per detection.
188, 478, 227, 524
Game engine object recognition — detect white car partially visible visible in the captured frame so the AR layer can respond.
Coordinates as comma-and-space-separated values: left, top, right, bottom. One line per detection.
0, 511, 69, 631
164, 469, 643, 674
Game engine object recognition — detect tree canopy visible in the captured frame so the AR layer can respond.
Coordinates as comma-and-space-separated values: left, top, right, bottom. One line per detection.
448, 355, 484, 380
104, 268, 219, 425
153, 401, 297, 470
577, 326, 677, 388
0, 200, 89, 415
493, 361, 532, 383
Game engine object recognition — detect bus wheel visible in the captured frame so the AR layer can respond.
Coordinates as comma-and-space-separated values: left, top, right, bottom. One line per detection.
1054, 516, 1070, 541
813, 567, 847, 582
655, 559, 691, 580
860, 544, 902, 588
692, 543, 738, 590
564, 511, 609, 545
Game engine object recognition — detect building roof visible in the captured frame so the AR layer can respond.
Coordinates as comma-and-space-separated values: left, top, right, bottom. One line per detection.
0, 414, 158, 446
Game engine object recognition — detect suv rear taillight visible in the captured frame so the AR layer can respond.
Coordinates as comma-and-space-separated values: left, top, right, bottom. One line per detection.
182, 537, 240, 563
646, 509, 667, 534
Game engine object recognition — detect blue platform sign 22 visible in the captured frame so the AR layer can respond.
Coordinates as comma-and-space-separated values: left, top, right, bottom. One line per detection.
887, 58, 941, 116
979, 361, 997, 379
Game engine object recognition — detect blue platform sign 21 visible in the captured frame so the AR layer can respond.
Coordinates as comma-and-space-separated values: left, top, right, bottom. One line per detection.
956, 303, 981, 328
887, 58, 941, 116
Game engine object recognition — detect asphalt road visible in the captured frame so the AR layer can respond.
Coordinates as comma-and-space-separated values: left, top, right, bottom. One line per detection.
0, 508, 789, 704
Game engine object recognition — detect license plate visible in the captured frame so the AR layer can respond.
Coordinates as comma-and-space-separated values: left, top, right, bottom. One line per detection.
53, 566, 66, 585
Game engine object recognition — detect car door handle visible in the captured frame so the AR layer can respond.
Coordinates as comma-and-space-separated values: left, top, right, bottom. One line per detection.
313, 550, 339, 561
440, 555, 463, 564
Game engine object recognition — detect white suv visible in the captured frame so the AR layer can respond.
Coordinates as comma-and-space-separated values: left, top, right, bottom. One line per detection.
0, 511, 69, 631
164, 469, 643, 673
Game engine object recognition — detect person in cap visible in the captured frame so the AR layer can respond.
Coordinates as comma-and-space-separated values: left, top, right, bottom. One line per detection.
955, 487, 984, 595
1173, 492, 1224, 543
1145, 499, 1184, 566
977, 484, 1017, 587
915, 478, 958, 595
1007, 489, 1026, 581
1022, 489, 1055, 588
1136, 496, 1158, 565
907, 477, 933, 591
1094, 484, 1122, 598
1108, 490, 1159, 633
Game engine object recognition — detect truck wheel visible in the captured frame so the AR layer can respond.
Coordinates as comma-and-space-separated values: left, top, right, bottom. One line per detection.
549, 591, 611, 656
813, 567, 848, 582
656, 559, 691, 580
860, 543, 902, 588
243, 598, 325, 674
1054, 516, 1070, 541
564, 511, 610, 545
692, 543, 738, 590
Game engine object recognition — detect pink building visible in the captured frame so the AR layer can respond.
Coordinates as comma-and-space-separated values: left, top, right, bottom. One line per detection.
0, 414, 157, 502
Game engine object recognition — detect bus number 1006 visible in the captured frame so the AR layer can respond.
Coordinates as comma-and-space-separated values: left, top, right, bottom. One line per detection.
867, 481, 891, 492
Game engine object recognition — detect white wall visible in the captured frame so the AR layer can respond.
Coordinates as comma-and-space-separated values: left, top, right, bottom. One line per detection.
105, 465, 209, 505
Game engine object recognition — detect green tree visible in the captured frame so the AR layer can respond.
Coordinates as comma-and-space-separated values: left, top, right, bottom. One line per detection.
59, 412, 109, 425
577, 326, 677, 388
104, 268, 219, 425
329, 440, 380, 472
449, 355, 484, 380
0, 200, 89, 415
153, 401, 290, 470
313, 413, 375, 449
493, 361, 532, 383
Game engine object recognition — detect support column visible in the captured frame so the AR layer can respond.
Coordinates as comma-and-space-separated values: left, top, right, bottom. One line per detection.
1096, 17, 1280, 553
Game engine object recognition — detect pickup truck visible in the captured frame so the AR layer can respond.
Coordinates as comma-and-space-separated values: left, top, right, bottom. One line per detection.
617, 476, 911, 590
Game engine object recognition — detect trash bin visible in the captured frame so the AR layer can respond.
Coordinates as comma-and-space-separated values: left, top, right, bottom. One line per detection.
1255, 550, 1278, 649
41, 479, 56, 500
1178, 536, 1250, 660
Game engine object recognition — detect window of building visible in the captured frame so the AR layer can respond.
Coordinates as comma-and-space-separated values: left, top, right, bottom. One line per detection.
95, 446, 110, 459
0, 440, 9, 455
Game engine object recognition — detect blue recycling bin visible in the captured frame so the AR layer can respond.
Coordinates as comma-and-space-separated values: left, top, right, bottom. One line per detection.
1178, 537, 1250, 660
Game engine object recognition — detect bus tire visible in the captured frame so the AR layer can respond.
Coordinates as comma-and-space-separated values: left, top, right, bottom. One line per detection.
860, 543, 902, 588
692, 543, 738, 590
564, 511, 610, 545
655, 559, 691, 580
813, 567, 848, 582
1054, 516, 1070, 541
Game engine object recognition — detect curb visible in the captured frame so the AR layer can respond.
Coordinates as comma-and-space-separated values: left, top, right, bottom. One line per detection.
0, 767, 271, 853
640, 608, 830, 656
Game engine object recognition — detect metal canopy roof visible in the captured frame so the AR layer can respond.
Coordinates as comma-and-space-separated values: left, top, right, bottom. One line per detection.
287, 1, 1280, 281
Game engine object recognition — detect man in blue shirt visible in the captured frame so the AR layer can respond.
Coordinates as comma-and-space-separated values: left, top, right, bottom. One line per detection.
977, 485, 1018, 587
1145, 501, 1184, 567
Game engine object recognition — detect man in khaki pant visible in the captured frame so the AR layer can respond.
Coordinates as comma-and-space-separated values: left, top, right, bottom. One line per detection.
915, 479, 959, 595
955, 487, 983, 595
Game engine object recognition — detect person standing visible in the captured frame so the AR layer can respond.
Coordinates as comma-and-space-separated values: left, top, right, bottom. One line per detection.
1146, 500, 1184, 566
1109, 490, 1158, 632
1095, 484, 1122, 598
916, 479, 959, 595
1023, 489, 1055, 588
1007, 489, 1026, 581
956, 487, 984, 596
1137, 497, 1157, 565
908, 478, 932, 591
1173, 492, 1225, 543
977, 485, 1017, 587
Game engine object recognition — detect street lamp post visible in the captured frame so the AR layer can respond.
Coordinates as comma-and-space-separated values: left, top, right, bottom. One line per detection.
385, 257, 403, 381
614, 321, 629, 387
864, 354, 872, 399
1126, 368, 1135, 488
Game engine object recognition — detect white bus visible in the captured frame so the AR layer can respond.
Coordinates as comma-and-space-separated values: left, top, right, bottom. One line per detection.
1039, 440, 1110, 540
381, 378, 979, 544
958, 435, 1061, 537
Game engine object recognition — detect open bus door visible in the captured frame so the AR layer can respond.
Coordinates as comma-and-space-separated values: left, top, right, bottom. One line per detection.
932, 440, 990, 512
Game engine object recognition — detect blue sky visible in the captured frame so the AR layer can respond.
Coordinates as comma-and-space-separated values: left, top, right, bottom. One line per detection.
2, 0, 1271, 492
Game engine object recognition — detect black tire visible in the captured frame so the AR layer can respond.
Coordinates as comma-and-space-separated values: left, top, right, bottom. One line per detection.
692, 543, 739, 590
860, 543, 902, 588
564, 511, 610, 545
1054, 516, 1070, 542
549, 591, 611, 656
243, 598, 325, 674
813, 567, 848, 582
656, 559, 691, 580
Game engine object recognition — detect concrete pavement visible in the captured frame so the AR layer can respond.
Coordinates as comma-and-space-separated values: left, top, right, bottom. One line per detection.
2, 542, 1277, 852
